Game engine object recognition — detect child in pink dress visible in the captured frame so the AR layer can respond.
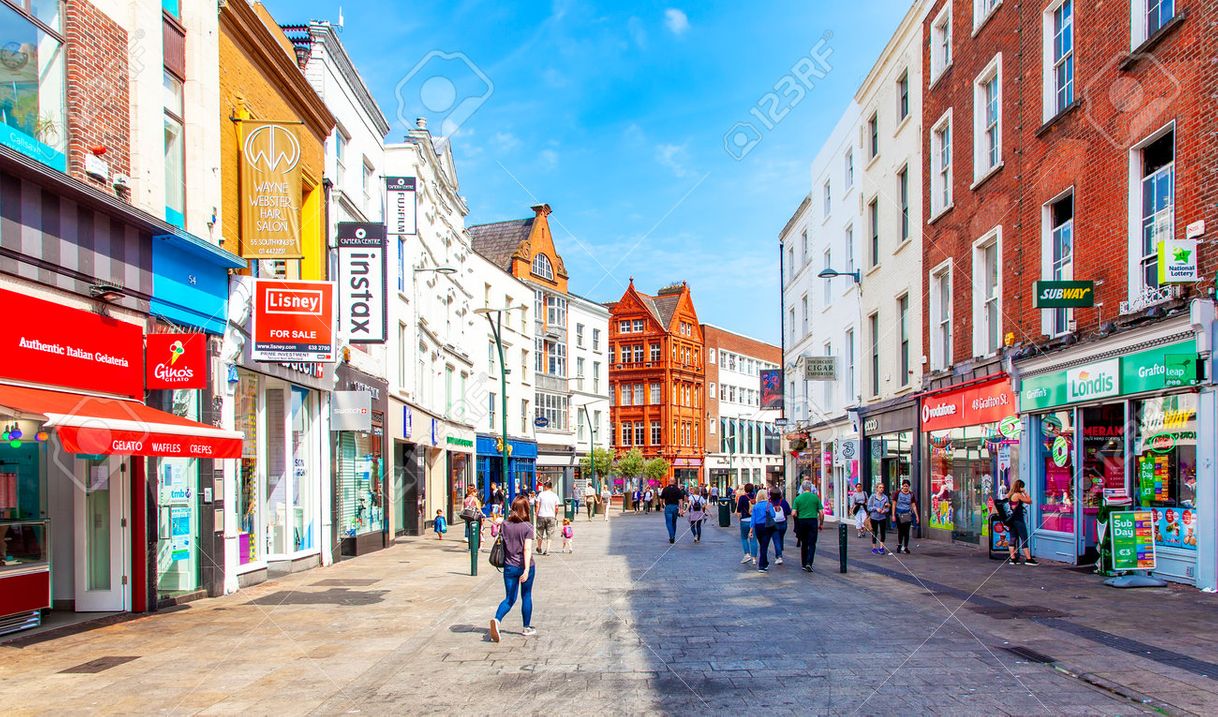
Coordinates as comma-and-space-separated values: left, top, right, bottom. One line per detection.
561, 518, 574, 553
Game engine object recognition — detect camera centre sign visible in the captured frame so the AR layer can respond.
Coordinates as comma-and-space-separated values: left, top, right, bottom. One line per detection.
336, 222, 388, 344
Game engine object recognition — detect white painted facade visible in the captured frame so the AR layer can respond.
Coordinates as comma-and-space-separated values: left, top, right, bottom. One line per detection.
568, 294, 612, 463
704, 331, 783, 489
468, 249, 537, 447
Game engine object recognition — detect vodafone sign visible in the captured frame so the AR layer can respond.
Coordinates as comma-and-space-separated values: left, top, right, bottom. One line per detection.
251, 280, 336, 362
920, 379, 1015, 431
146, 333, 208, 390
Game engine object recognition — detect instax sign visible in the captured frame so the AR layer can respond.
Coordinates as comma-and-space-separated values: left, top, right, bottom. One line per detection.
336, 222, 387, 344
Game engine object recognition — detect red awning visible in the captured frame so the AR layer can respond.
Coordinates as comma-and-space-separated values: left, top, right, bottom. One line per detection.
0, 384, 242, 459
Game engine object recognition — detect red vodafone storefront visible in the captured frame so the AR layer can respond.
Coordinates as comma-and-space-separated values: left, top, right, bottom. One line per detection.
0, 288, 240, 635
919, 377, 1019, 546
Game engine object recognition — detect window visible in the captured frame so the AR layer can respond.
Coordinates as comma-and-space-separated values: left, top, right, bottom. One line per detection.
651, 421, 661, 445
593, 410, 602, 440
800, 229, 809, 264
650, 343, 660, 362
867, 113, 879, 158
521, 348, 528, 384
931, 111, 953, 215
897, 70, 909, 120
576, 408, 585, 441
634, 423, 645, 446
0, 2, 65, 171
576, 356, 585, 381
844, 149, 854, 187
801, 295, 809, 336
398, 239, 406, 292
633, 319, 644, 332
930, 263, 953, 370
649, 382, 661, 404
869, 313, 880, 397
1134, 128, 1174, 292
898, 166, 910, 241
930, 4, 952, 82
618, 319, 631, 333
592, 328, 601, 351
633, 383, 645, 406
531, 253, 554, 280
362, 158, 375, 207
545, 295, 567, 327
822, 249, 833, 305
898, 294, 910, 384
536, 392, 568, 430
632, 344, 644, 363
398, 323, 408, 387
521, 399, 529, 434
708, 349, 716, 364
786, 245, 795, 281
822, 342, 833, 408
488, 392, 497, 430
845, 328, 855, 404
973, 55, 1002, 178
575, 323, 585, 347
1136, 0, 1175, 45
788, 308, 796, 342
974, 0, 1001, 29
974, 230, 1001, 355
488, 342, 496, 374
621, 422, 631, 446
1045, 192, 1074, 336
592, 361, 601, 393
1044, 0, 1074, 119
545, 340, 566, 376
867, 199, 879, 268
845, 225, 855, 274
823, 180, 831, 215
162, 72, 186, 227
334, 128, 348, 188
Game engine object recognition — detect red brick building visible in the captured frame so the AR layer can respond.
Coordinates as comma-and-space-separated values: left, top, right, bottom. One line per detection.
606, 281, 705, 486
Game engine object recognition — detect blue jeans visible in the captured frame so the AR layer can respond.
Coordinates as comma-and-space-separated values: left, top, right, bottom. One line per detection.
755, 525, 775, 570
773, 521, 787, 557
495, 564, 535, 627
739, 519, 758, 557
664, 504, 680, 540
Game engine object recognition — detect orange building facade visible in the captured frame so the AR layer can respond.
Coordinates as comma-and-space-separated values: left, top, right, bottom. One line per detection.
607, 281, 705, 487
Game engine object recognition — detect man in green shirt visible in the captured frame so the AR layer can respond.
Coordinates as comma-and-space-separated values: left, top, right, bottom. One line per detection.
791, 480, 825, 573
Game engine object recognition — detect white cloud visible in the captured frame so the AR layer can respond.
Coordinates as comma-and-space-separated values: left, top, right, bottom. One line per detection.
540, 148, 559, 170
492, 131, 521, 153
627, 16, 648, 49
664, 8, 689, 36
655, 142, 691, 178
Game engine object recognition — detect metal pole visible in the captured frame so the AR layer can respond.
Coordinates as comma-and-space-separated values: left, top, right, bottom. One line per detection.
494, 312, 510, 503
838, 521, 848, 573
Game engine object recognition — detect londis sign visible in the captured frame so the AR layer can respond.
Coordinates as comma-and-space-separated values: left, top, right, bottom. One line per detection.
146, 333, 208, 390
1033, 280, 1095, 309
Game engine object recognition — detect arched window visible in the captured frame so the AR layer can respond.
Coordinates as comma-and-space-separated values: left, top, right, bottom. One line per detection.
531, 253, 554, 280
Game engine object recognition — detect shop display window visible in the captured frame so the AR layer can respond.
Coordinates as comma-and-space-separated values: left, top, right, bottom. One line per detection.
927, 430, 954, 531
448, 452, 470, 521
289, 387, 315, 552
1037, 411, 1076, 534
1135, 394, 1198, 551
925, 425, 1013, 542
1081, 404, 1126, 545
338, 432, 383, 537
0, 427, 47, 569
156, 390, 200, 596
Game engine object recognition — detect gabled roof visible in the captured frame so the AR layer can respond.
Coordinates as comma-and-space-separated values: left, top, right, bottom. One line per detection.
468, 218, 535, 271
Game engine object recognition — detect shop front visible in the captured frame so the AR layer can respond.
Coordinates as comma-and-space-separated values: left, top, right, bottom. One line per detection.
390, 402, 425, 537
674, 458, 702, 489
1016, 327, 1212, 586
332, 365, 389, 559
444, 430, 477, 521
475, 435, 538, 507
536, 445, 572, 498
920, 378, 1018, 546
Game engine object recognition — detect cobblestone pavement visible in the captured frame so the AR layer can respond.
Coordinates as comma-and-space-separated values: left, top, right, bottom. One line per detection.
3, 510, 1214, 715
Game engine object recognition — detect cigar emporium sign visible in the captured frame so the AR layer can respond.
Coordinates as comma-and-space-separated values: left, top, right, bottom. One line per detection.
240, 121, 303, 259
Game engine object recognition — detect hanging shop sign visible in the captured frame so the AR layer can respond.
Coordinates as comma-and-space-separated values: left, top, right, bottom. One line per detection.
239, 121, 303, 259
251, 279, 336, 362
385, 176, 417, 236
1157, 239, 1198, 284
801, 356, 837, 381
920, 380, 1015, 432
832, 439, 858, 466
336, 222, 388, 344
1033, 280, 1095, 308
1019, 340, 1199, 411
331, 390, 373, 432
759, 368, 783, 409
145, 333, 208, 390
0, 288, 143, 398
1109, 510, 1156, 571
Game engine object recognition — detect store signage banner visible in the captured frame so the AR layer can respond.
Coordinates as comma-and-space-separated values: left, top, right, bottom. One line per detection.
801, 356, 837, 381
759, 369, 783, 409
1109, 510, 1155, 571
0, 288, 143, 398
385, 176, 417, 236
336, 222, 388, 344
920, 380, 1015, 431
832, 439, 858, 466
251, 279, 336, 362
146, 333, 208, 390
1020, 340, 1199, 411
1157, 239, 1198, 284
331, 390, 372, 432
1066, 359, 1120, 403
1032, 280, 1095, 308
239, 121, 303, 259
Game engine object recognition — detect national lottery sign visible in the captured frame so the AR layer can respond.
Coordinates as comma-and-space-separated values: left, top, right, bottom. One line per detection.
251, 279, 337, 362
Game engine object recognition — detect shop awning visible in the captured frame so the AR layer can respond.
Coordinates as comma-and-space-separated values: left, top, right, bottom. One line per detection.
0, 384, 242, 459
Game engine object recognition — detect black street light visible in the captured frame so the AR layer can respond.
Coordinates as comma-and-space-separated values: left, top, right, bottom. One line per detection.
816, 267, 861, 283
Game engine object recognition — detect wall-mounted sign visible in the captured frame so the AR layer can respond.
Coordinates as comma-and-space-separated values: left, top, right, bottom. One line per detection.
331, 390, 372, 432
336, 222, 387, 344
1158, 239, 1198, 284
862, 418, 879, 433
534, 415, 550, 428
0, 288, 143, 398
1033, 280, 1095, 308
146, 333, 208, 390
833, 439, 858, 466
239, 121, 302, 258
446, 436, 473, 448
403, 405, 413, 439
801, 356, 837, 381
1020, 340, 1200, 411
385, 176, 417, 237
759, 368, 783, 409
921, 380, 1014, 431
1066, 359, 1120, 403
251, 279, 336, 362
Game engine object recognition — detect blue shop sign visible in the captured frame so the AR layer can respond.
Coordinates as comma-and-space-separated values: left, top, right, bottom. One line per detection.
476, 434, 538, 459
151, 233, 244, 334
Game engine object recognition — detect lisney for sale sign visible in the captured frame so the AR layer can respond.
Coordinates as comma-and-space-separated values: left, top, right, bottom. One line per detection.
251, 280, 336, 362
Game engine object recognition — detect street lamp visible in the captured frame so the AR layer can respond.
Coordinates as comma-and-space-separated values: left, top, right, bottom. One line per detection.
414, 265, 457, 275
580, 403, 598, 493
474, 305, 528, 505
816, 267, 861, 283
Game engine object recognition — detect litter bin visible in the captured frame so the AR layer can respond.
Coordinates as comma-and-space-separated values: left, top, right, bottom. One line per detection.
718, 498, 731, 527
565, 499, 576, 521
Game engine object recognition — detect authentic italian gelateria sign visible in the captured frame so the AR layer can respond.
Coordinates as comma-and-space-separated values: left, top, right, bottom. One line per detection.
240, 121, 303, 259
1109, 510, 1155, 571
1032, 280, 1095, 308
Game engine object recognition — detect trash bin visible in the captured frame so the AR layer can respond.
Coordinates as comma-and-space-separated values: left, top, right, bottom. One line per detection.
718, 498, 731, 527
565, 499, 576, 521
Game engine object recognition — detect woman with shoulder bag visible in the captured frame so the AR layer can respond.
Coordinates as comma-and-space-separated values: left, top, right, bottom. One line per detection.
1006, 479, 1038, 566
867, 483, 892, 555
850, 484, 868, 537
687, 490, 706, 543
490, 496, 538, 642
892, 480, 918, 554
461, 486, 482, 543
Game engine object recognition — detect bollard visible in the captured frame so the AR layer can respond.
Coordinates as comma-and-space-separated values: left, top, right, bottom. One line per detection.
468, 517, 481, 576
838, 522, 848, 574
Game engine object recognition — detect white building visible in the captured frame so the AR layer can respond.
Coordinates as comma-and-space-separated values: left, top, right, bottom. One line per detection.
568, 293, 612, 489
703, 325, 783, 493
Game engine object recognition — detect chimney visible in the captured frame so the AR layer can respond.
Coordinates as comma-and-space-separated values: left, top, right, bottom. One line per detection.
416, 117, 428, 130
530, 203, 552, 217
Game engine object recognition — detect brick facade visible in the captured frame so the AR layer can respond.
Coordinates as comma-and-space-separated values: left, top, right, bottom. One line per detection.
921, 0, 1217, 381
64, 0, 131, 195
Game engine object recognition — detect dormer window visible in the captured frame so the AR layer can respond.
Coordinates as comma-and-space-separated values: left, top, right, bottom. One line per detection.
531, 253, 554, 280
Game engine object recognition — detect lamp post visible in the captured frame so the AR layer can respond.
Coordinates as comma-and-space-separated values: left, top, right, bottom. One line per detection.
474, 305, 528, 503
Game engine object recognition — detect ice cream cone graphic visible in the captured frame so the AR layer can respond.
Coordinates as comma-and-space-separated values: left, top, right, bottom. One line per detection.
169, 340, 185, 365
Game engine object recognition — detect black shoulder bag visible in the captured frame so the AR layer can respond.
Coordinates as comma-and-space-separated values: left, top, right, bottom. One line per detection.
488, 533, 506, 569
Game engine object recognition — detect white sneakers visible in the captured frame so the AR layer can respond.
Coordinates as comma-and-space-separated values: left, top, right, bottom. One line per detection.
522, 627, 537, 636
489, 618, 501, 643
776, 557, 784, 565
740, 555, 753, 564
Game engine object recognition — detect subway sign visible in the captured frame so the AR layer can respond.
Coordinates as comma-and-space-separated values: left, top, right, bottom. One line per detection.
1033, 280, 1095, 308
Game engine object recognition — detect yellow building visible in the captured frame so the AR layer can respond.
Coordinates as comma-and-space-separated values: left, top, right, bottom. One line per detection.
218, 0, 334, 278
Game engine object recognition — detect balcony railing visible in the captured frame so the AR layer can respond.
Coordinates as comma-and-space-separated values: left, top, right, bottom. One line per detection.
536, 373, 568, 393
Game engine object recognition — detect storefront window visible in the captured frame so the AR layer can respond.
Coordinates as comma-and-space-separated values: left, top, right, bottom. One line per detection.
1135, 394, 1198, 551
1081, 403, 1126, 547
927, 430, 955, 531
0, 1, 68, 171
338, 432, 383, 537
926, 425, 1011, 542
0, 420, 48, 569
290, 387, 314, 552
265, 387, 287, 556
1038, 411, 1076, 534
237, 371, 260, 565
448, 452, 469, 520
157, 390, 199, 596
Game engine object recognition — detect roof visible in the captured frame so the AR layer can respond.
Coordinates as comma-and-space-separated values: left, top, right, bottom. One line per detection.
467, 219, 535, 271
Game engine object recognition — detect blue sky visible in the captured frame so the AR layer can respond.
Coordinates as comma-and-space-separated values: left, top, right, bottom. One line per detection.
264, 1, 909, 343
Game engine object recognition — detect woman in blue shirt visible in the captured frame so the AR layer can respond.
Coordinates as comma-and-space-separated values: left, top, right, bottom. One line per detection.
750, 491, 778, 573
770, 487, 792, 566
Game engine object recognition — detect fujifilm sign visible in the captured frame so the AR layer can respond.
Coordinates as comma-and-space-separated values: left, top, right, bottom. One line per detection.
1066, 359, 1120, 402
